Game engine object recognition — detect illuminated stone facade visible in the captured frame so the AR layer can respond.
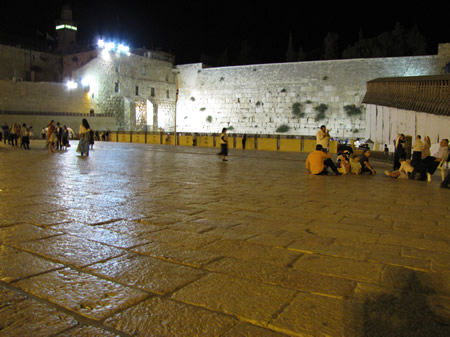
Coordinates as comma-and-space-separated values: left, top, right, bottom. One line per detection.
175, 45, 449, 138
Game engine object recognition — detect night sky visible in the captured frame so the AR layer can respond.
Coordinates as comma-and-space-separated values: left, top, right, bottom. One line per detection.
1, 1, 448, 65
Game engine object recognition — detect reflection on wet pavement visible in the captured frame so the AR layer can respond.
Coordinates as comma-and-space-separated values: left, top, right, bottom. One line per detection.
0, 141, 449, 336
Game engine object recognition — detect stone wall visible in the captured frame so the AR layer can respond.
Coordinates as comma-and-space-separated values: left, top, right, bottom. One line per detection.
74, 52, 176, 131
175, 46, 449, 138
0, 44, 62, 82
0, 80, 90, 113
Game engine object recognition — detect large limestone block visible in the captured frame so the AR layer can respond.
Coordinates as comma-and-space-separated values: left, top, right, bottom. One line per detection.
172, 273, 296, 325
104, 297, 237, 337
15, 268, 148, 320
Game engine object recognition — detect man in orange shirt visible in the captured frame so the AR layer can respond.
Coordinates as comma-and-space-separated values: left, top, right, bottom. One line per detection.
306, 145, 341, 175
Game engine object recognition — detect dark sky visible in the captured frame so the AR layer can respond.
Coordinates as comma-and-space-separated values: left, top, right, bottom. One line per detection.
1, 1, 448, 64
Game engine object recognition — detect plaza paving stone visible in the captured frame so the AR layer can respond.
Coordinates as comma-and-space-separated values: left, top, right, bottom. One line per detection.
0, 140, 449, 336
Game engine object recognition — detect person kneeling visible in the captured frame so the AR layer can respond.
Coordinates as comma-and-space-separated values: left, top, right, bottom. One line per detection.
306, 145, 341, 176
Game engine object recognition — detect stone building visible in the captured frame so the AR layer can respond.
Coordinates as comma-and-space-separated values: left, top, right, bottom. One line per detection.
72, 48, 176, 131
175, 43, 450, 139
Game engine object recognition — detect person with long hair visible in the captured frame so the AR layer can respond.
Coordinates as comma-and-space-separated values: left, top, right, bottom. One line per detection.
76, 118, 91, 156
46, 120, 57, 153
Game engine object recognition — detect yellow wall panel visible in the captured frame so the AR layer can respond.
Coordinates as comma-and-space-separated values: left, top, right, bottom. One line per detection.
279, 139, 301, 152
179, 135, 194, 146
257, 138, 278, 151
147, 134, 161, 144
132, 133, 146, 143
198, 136, 214, 147
303, 139, 316, 152
118, 132, 130, 143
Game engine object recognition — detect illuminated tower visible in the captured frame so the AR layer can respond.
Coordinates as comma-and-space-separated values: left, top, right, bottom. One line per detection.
56, 5, 77, 54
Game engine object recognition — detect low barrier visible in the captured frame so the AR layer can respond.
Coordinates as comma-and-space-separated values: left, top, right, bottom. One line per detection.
107, 131, 344, 154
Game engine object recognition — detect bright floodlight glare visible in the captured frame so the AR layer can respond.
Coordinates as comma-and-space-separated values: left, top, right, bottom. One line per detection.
118, 44, 130, 54
97, 39, 105, 48
81, 77, 90, 87
105, 42, 115, 51
66, 80, 78, 90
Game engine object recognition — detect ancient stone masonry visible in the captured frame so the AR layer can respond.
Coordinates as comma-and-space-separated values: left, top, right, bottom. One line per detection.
175, 46, 449, 138
73, 51, 176, 131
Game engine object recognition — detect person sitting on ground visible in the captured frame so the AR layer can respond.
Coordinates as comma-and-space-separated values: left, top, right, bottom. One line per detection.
419, 139, 449, 182
306, 144, 341, 175
336, 151, 351, 174
384, 158, 414, 178
350, 154, 362, 174
359, 149, 376, 175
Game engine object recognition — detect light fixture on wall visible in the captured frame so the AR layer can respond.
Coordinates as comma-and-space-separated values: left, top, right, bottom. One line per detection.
66, 80, 78, 90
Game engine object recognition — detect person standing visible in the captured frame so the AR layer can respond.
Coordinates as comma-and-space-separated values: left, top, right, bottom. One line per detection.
393, 134, 405, 170
46, 120, 57, 153
62, 125, 70, 150
217, 128, 228, 161
411, 135, 423, 169
242, 134, 247, 150
55, 122, 63, 150
316, 125, 330, 152
20, 123, 30, 150
77, 119, 91, 156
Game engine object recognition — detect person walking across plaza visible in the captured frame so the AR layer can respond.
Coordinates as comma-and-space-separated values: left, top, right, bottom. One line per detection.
316, 125, 330, 152
306, 144, 341, 175
217, 128, 228, 161
77, 118, 91, 156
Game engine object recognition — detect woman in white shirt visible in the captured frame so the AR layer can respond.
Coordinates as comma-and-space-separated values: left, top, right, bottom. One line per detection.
76, 119, 91, 156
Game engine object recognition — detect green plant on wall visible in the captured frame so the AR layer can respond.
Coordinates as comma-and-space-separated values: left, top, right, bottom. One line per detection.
227, 125, 234, 131
344, 104, 362, 117
292, 102, 304, 118
314, 104, 328, 122
190, 97, 196, 101
276, 124, 290, 133
206, 115, 212, 123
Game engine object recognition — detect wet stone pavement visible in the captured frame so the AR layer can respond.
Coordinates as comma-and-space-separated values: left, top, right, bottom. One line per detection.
0, 140, 449, 337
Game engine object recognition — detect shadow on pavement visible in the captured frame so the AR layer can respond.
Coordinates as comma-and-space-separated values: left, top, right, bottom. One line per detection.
352, 268, 450, 337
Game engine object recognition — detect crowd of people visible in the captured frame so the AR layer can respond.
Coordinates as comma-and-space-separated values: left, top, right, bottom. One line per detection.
1, 119, 96, 157
1, 122, 33, 149
306, 125, 450, 189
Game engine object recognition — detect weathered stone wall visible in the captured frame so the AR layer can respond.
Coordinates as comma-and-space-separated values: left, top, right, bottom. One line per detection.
0, 44, 62, 82
74, 52, 176, 131
176, 47, 449, 138
0, 80, 90, 113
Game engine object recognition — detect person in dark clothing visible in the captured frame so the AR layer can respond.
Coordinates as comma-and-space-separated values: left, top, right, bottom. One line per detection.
217, 128, 228, 161
393, 134, 405, 170
360, 149, 376, 175
242, 134, 247, 149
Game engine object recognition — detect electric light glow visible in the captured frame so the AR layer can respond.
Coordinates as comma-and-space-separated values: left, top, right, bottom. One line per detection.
97, 39, 130, 55
66, 80, 78, 90
56, 24, 77, 31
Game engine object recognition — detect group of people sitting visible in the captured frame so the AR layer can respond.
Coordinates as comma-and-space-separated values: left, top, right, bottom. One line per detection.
307, 126, 449, 188
384, 135, 449, 188
305, 144, 375, 176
